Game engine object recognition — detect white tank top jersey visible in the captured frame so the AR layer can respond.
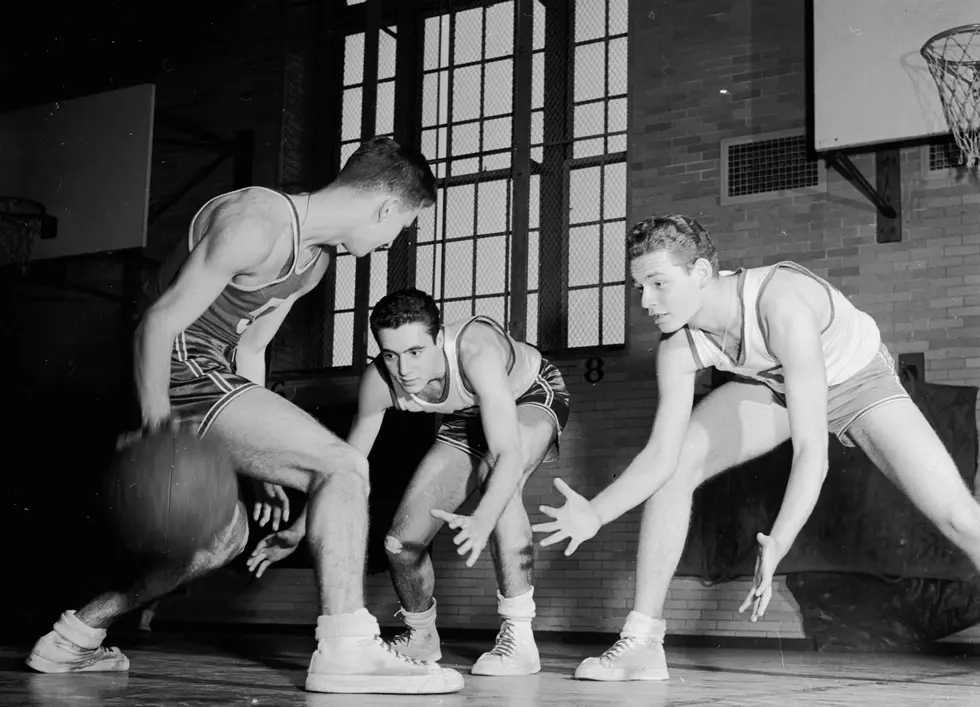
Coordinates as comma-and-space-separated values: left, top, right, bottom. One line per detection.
684, 261, 883, 393
384, 315, 542, 415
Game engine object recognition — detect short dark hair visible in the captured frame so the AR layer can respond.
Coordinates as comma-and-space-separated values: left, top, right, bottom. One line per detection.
337, 137, 437, 210
370, 288, 441, 341
626, 214, 719, 275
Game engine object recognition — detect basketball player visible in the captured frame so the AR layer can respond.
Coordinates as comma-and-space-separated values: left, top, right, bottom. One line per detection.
25, 137, 465, 695
532, 214, 980, 681
248, 288, 571, 676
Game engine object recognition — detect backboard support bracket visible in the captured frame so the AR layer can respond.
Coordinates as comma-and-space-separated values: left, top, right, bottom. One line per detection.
827, 151, 902, 243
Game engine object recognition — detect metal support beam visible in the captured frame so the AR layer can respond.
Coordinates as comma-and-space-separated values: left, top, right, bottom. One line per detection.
829, 152, 898, 219
508, 0, 534, 343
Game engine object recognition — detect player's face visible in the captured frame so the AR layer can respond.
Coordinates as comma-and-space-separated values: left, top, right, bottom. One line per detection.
630, 249, 707, 333
345, 201, 423, 257
376, 322, 443, 393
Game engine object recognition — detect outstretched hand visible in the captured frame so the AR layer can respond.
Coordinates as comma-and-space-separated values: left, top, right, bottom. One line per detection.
246, 529, 302, 579
530, 478, 601, 556
738, 532, 782, 622
430, 509, 494, 568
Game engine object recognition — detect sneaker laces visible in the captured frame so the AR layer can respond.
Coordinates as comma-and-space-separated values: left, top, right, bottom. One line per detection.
377, 636, 428, 666
388, 627, 416, 650
487, 621, 520, 658
600, 636, 642, 662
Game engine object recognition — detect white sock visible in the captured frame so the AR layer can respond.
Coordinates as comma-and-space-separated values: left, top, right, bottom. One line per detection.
498, 587, 535, 624
315, 608, 379, 641
621, 610, 666, 641
400, 598, 438, 630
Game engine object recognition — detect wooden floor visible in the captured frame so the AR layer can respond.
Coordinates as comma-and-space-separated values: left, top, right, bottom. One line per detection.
2, 630, 978, 706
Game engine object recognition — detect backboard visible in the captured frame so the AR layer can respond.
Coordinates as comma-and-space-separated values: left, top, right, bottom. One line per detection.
0, 84, 155, 260
812, 0, 978, 152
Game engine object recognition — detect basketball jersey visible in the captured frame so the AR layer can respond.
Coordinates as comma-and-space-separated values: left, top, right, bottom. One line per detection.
163, 187, 324, 366
384, 315, 542, 415
684, 261, 882, 392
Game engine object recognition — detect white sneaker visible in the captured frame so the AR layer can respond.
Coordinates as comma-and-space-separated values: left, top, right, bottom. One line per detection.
471, 620, 541, 676
26, 630, 129, 673
574, 636, 669, 681
388, 624, 442, 662
305, 634, 463, 694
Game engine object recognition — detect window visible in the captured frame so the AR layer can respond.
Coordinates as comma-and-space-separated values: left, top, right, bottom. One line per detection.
276, 0, 629, 374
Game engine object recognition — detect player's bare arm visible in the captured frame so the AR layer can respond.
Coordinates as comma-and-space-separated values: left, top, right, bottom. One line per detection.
347, 361, 395, 457
589, 331, 698, 524
460, 324, 526, 533
135, 209, 280, 427
533, 332, 697, 555
758, 278, 830, 559
430, 323, 525, 567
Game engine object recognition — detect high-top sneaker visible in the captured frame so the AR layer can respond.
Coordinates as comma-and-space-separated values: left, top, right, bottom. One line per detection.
26, 610, 130, 673
471, 588, 541, 676
574, 611, 669, 681
305, 608, 463, 694
388, 599, 442, 662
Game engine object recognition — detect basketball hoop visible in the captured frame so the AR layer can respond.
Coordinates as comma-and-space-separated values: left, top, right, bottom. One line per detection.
921, 23, 980, 170
0, 197, 44, 272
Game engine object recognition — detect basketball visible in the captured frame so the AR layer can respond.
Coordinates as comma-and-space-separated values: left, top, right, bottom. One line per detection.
103, 426, 239, 563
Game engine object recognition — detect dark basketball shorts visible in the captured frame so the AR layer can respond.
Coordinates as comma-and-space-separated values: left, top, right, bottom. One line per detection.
770, 341, 911, 447
436, 359, 571, 464
169, 332, 260, 437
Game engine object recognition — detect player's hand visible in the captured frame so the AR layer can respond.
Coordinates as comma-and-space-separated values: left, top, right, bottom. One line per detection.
430, 509, 494, 568
738, 532, 782, 622
246, 529, 302, 579
115, 417, 180, 451
252, 481, 290, 531
531, 477, 601, 556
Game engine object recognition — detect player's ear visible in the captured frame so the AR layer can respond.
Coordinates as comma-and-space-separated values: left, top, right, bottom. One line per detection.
693, 257, 712, 287
435, 328, 444, 347
377, 197, 402, 224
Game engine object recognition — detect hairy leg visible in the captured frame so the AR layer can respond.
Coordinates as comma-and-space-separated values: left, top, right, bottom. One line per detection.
76, 501, 248, 629
634, 381, 791, 618
488, 405, 559, 598
848, 398, 980, 572
207, 387, 371, 614
386, 443, 480, 613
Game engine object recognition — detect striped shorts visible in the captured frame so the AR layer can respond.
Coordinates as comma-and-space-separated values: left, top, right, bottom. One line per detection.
436, 358, 571, 463
169, 331, 259, 437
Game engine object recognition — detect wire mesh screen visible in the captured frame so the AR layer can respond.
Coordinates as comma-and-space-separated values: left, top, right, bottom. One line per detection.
566, 0, 627, 348
298, 0, 630, 372
333, 27, 399, 367
417, 3, 518, 335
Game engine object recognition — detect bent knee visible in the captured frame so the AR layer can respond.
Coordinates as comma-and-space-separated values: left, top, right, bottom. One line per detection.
308, 444, 370, 492
384, 533, 427, 564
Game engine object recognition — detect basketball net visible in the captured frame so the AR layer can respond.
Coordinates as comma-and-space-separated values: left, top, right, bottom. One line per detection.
0, 198, 42, 272
921, 23, 980, 170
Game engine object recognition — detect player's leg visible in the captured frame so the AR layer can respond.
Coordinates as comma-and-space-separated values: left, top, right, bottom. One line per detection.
26, 501, 249, 674
471, 403, 560, 677
205, 386, 463, 694
847, 398, 980, 571
576, 380, 792, 681
385, 439, 482, 661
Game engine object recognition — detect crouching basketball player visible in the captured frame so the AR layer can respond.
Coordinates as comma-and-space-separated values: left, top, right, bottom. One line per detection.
25, 138, 465, 695
248, 288, 570, 676
532, 214, 980, 682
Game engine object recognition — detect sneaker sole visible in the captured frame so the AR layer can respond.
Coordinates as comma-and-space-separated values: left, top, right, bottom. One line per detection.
574, 669, 669, 681
471, 660, 542, 676
25, 652, 130, 674
305, 672, 464, 694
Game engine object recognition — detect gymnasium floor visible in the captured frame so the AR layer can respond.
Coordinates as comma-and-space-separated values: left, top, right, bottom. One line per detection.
2, 631, 978, 706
